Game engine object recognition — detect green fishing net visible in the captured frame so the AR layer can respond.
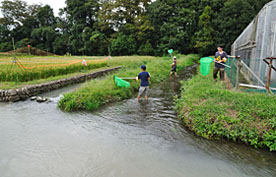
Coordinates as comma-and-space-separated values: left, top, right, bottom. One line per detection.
114, 76, 130, 88
200, 57, 214, 76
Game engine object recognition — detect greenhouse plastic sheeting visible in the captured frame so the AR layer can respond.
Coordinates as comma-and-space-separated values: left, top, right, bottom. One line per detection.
231, 0, 276, 87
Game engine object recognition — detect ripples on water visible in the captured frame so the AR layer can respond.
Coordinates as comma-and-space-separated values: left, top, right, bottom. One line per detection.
0, 64, 276, 177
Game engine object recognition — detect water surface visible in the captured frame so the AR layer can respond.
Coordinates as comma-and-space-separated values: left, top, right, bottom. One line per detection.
0, 65, 276, 177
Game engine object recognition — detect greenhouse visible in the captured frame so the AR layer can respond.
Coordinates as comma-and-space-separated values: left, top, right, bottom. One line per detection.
231, 0, 276, 88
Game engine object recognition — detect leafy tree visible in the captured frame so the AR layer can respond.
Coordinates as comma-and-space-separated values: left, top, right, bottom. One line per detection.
0, 0, 41, 27
16, 38, 31, 48
31, 27, 57, 52
99, 0, 151, 29
111, 33, 137, 56
90, 30, 109, 56
138, 40, 154, 55
147, 0, 197, 55
0, 0, 273, 56
62, 0, 101, 55
53, 33, 69, 55
0, 0, 29, 26
0, 42, 12, 51
36, 5, 56, 27
194, 6, 215, 56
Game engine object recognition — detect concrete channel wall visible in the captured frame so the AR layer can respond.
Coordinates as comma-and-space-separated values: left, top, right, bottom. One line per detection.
0, 67, 121, 102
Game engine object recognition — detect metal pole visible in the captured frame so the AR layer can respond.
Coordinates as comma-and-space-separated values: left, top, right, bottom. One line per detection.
267, 57, 273, 92
240, 60, 266, 87
214, 61, 231, 68
239, 83, 276, 91
235, 56, 241, 90
119, 77, 136, 80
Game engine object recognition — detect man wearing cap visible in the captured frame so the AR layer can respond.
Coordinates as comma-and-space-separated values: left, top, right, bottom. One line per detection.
136, 65, 151, 101
213, 45, 228, 82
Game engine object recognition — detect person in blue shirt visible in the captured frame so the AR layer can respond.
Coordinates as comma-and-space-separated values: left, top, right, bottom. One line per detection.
136, 65, 151, 101
213, 44, 228, 82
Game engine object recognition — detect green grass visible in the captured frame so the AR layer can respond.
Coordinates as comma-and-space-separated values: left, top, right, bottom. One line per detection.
175, 66, 276, 151
58, 54, 199, 112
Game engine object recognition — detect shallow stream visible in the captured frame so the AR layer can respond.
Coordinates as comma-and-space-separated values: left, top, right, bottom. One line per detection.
1, 65, 276, 177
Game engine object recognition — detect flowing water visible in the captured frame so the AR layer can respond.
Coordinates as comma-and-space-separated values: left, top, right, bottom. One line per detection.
1, 65, 276, 177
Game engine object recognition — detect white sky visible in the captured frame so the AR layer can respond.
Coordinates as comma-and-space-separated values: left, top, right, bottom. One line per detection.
0, 0, 66, 17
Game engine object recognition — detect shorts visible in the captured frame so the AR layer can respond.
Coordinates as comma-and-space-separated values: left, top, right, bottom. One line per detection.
138, 86, 149, 97
171, 67, 177, 72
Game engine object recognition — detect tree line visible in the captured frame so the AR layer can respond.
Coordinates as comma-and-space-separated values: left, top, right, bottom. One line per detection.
0, 0, 271, 56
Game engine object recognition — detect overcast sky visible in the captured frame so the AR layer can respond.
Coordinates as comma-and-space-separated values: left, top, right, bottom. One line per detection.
0, 0, 66, 17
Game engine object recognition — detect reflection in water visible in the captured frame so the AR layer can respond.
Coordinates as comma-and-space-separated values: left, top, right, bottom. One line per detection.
0, 64, 276, 177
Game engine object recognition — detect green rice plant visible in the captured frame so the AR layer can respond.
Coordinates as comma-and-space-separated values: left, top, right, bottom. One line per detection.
0, 62, 107, 82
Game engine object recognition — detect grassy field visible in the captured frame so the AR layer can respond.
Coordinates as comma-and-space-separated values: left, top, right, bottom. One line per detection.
175, 66, 276, 151
58, 54, 199, 112
0, 55, 109, 82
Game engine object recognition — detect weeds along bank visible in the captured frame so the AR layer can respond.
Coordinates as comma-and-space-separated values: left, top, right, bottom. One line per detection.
175, 66, 276, 151
0, 56, 108, 82
58, 54, 198, 112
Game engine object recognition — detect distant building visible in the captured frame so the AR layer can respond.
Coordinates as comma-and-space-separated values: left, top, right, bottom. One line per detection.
231, 0, 276, 87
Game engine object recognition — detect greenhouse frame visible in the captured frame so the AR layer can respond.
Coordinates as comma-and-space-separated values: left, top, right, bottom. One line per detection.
231, 0, 276, 88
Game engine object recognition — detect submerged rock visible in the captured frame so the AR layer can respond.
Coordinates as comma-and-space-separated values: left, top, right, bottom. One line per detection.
30, 96, 50, 103
30, 96, 37, 101
36, 97, 48, 103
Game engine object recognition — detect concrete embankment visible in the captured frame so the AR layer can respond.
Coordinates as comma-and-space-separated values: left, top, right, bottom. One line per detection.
0, 67, 121, 102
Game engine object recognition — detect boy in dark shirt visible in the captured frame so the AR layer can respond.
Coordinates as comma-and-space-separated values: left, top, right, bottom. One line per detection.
136, 65, 151, 101
170, 56, 177, 77
213, 45, 228, 82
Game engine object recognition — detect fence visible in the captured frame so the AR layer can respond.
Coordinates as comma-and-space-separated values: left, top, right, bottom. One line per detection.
225, 56, 276, 93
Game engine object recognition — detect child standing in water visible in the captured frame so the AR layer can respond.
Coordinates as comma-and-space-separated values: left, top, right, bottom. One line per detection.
136, 65, 151, 101
170, 56, 177, 77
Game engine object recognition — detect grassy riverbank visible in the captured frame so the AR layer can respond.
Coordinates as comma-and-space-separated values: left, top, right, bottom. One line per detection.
58, 54, 198, 111
175, 66, 276, 151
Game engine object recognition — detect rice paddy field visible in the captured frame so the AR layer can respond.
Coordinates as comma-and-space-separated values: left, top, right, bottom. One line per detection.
0, 55, 161, 90
0, 55, 109, 83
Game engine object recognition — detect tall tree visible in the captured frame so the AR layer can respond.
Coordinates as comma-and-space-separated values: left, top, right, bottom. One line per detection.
194, 6, 215, 56
36, 5, 56, 27
99, 0, 151, 28
62, 0, 100, 55
147, 0, 197, 55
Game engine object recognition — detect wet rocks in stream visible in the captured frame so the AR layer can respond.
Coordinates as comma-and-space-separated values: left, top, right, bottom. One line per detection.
30, 96, 51, 103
